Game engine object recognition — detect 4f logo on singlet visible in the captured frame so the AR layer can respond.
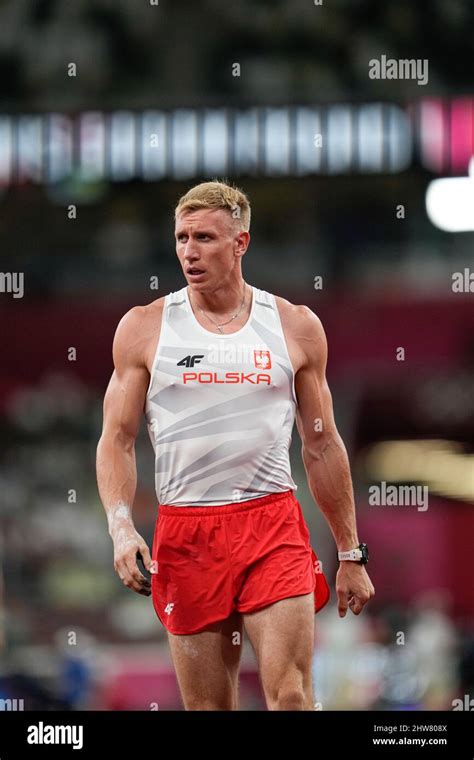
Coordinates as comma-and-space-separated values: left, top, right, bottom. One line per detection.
177, 355, 204, 367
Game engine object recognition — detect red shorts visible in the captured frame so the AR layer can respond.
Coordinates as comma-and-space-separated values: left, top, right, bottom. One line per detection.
151, 489, 330, 635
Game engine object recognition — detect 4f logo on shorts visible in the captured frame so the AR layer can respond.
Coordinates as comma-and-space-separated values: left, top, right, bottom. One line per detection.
254, 350, 271, 369
164, 602, 175, 615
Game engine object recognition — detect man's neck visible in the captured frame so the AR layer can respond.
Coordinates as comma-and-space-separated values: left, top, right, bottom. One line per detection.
188, 279, 247, 315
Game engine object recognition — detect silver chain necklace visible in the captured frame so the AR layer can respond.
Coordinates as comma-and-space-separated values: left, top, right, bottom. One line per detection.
190, 282, 247, 333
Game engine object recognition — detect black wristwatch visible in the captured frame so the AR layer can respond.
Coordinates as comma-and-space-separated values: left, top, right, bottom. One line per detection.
338, 543, 369, 565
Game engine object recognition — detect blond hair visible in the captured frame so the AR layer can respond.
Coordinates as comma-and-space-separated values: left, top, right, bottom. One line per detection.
175, 180, 251, 232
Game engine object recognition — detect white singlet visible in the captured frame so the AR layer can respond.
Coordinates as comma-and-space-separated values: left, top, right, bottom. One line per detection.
145, 284, 298, 506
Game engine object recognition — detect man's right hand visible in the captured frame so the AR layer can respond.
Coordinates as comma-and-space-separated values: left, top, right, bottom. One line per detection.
96, 306, 160, 598
111, 522, 153, 596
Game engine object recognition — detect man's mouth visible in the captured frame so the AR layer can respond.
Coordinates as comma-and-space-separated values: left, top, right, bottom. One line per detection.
187, 268, 205, 275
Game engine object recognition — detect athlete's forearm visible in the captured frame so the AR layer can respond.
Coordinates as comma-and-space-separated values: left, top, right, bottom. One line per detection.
96, 435, 138, 536
302, 432, 359, 551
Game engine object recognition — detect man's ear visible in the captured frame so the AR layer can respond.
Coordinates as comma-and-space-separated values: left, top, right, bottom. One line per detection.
235, 231, 250, 256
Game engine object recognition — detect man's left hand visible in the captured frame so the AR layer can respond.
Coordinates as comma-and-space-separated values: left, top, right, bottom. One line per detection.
336, 563, 375, 617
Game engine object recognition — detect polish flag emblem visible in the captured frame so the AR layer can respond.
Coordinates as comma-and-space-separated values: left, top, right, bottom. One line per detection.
254, 350, 272, 369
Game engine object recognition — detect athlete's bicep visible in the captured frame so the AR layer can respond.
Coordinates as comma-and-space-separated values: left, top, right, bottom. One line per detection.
294, 308, 338, 456
101, 308, 150, 443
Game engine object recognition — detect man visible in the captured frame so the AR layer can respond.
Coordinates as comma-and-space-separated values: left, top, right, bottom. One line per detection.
96, 180, 375, 711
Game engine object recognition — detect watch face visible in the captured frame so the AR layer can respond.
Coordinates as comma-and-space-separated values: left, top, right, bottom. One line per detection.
359, 543, 369, 564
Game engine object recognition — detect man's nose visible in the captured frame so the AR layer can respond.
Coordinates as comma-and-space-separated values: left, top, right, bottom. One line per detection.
183, 240, 200, 260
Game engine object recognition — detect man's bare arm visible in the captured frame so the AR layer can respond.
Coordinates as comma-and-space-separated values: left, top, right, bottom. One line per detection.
293, 305, 375, 616
96, 306, 154, 596
293, 307, 358, 550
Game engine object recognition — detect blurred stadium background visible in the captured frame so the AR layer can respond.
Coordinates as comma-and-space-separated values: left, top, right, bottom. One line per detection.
0, 0, 473, 711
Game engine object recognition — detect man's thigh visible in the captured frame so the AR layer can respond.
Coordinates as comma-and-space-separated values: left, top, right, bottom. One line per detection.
243, 593, 315, 710
167, 609, 243, 710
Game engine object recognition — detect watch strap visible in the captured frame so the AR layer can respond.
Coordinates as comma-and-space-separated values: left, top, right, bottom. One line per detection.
338, 548, 363, 561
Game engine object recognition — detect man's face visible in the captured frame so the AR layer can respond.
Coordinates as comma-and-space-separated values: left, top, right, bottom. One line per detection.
175, 208, 249, 289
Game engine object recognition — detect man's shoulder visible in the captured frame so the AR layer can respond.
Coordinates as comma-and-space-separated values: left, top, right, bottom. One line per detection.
272, 295, 327, 372
273, 294, 323, 338
119, 292, 172, 329
113, 295, 169, 357
112, 293, 177, 370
